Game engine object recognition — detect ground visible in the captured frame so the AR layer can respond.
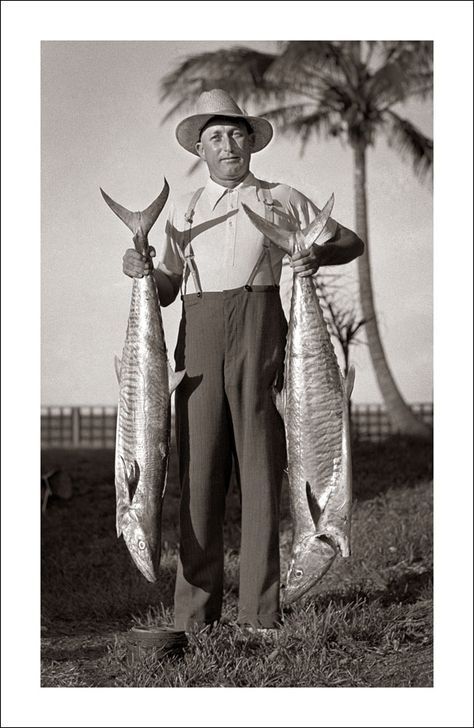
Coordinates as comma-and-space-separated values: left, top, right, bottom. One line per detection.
41, 436, 432, 687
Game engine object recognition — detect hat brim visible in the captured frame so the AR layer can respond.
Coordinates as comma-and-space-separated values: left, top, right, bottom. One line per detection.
176, 112, 273, 156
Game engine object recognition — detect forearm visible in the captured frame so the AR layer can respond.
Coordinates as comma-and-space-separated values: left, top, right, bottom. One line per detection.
314, 225, 365, 266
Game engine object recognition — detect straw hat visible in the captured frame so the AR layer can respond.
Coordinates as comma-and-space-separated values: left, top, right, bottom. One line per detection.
176, 88, 273, 156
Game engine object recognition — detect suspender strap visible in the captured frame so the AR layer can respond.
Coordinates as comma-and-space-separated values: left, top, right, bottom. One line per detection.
245, 182, 277, 289
181, 187, 205, 295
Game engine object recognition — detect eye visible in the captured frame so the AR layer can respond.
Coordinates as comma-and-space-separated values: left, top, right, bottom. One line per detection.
294, 568, 303, 579
138, 540, 146, 550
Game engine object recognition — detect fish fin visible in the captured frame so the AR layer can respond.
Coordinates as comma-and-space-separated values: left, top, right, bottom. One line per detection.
272, 385, 286, 421
168, 364, 185, 394
302, 194, 335, 249
306, 481, 322, 527
100, 188, 139, 234
140, 179, 170, 236
345, 366, 356, 400
100, 178, 169, 237
121, 456, 140, 503
114, 355, 122, 384
241, 203, 293, 255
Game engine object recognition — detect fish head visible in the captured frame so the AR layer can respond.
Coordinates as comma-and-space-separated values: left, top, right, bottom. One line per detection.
283, 535, 337, 605
121, 513, 160, 583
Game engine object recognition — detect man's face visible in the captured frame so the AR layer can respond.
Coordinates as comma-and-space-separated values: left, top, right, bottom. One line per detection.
195, 118, 255, 187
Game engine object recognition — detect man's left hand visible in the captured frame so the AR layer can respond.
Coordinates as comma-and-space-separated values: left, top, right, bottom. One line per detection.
290, 245, 324, 277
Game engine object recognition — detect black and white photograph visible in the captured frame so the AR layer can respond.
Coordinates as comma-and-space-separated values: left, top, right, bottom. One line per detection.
2, 2, 473, 726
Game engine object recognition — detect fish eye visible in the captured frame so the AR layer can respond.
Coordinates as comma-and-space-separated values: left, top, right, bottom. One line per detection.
138, 540, 146, 550
294, 568, 303, 579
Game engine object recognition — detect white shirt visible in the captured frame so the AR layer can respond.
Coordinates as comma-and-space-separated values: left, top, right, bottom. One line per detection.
157, 172, 337, 293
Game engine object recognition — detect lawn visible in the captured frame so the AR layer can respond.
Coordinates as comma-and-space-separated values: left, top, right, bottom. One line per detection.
41, 436, 433, 687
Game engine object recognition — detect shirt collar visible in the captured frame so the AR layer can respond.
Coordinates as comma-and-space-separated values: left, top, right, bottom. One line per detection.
204, 172, 259, 210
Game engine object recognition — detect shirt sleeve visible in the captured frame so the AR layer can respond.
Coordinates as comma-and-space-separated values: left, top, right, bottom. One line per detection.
155, 201, 185, 282
287, 187, 338, 244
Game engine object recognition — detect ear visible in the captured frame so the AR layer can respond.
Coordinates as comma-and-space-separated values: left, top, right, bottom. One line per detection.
248, 132, 256, 151
195, 141, 206, 160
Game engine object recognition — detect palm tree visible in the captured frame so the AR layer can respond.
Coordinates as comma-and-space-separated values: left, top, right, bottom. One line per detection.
161, 41, 433, 437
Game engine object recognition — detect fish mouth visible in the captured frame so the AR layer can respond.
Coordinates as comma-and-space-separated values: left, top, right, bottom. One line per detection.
124, 539, 160, 583
282, 579, 318, 605
132, 556, 157, 583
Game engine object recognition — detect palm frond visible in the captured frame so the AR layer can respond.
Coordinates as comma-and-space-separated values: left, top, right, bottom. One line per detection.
379, 41, 433, 74
269, 41, 355, 89
263, 103, 339, 154
383, 110, 433, 181
160, 47, 277, 120
367, 62, 433, 108
187, 156, 203, 176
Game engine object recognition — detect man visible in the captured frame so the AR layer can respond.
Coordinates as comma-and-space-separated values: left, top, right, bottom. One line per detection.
123, 89, 364, 632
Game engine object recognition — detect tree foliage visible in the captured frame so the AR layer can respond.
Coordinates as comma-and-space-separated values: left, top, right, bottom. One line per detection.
161, 41, 433, 180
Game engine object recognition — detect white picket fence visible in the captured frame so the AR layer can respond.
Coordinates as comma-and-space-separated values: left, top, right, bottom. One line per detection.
41, 403, 433, 448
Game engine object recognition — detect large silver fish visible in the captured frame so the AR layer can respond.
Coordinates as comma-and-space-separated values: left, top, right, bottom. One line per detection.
101, 180, 184, 582
242, 197, 354, 604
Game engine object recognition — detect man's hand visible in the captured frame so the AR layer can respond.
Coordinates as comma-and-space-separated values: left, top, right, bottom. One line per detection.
290, 245, 325, 277
122, 247, 156, 278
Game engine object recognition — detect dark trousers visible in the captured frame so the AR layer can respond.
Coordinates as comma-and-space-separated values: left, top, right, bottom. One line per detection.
173, 286, 287, 630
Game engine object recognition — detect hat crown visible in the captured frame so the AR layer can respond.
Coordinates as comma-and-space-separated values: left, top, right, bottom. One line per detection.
175, 88, 273, 156
194, 88, 245, 117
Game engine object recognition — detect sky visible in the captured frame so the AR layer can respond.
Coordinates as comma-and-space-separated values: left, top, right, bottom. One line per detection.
41, 39, 433, 405
2, 3, 473, 727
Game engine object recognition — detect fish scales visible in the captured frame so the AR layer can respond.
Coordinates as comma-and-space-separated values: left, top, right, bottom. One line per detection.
115, 274, 170, 580
101, 180, 184, 582
286, 270, 345, 541
241, 195, 353, 604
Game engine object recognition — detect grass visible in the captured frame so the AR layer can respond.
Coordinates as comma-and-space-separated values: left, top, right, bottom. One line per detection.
41, 436, 433, 687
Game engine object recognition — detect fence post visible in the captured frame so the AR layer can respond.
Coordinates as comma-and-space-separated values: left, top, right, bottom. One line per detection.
72, 407, 80, 447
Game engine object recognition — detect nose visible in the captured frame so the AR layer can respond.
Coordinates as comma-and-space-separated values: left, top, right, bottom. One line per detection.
222, 135, 234, 152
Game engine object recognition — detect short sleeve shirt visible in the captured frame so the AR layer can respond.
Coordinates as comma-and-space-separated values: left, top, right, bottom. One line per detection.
156, 171, 338, 293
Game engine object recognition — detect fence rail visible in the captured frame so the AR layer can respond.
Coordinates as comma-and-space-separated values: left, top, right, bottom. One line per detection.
41, 403, 433, 449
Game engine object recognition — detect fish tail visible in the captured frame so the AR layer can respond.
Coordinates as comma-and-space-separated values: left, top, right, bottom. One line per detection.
100, 178, 169, 240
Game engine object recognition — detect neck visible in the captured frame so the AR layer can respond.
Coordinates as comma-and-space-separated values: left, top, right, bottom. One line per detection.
210, 171, 250, 189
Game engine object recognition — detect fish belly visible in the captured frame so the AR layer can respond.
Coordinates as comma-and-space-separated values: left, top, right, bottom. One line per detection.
285, 275, 349, 550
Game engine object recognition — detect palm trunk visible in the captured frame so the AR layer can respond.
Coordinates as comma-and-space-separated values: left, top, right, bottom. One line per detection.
353, 140, 431, 437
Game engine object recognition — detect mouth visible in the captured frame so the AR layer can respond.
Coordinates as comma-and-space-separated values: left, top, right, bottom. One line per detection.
134, 557, 157, 583
220, 156, 241, 162
282, 580, 314, 605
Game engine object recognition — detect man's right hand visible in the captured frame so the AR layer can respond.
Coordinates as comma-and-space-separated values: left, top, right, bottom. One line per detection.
122, 248, 156, 278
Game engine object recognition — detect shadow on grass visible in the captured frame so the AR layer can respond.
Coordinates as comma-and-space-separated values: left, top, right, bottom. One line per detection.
288, 566, 432, 616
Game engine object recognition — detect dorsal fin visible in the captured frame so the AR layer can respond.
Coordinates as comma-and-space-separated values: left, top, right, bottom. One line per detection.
272, 385, 286, 421
114, 355, 122, 384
